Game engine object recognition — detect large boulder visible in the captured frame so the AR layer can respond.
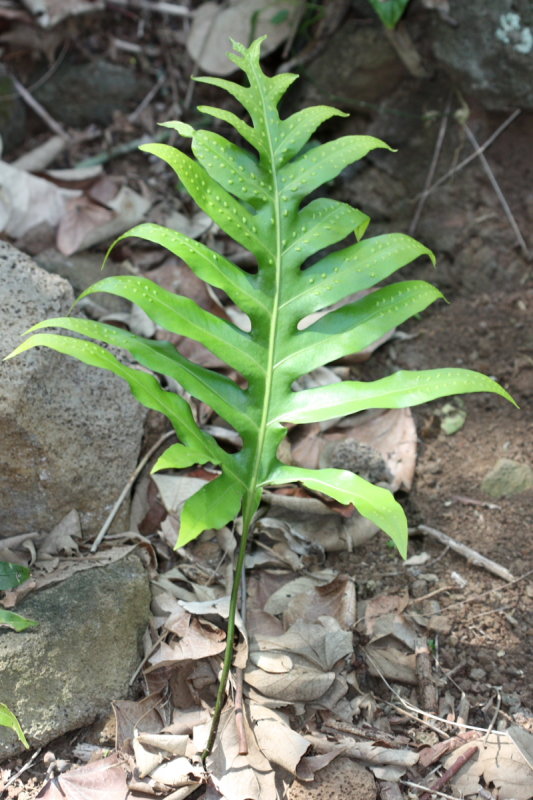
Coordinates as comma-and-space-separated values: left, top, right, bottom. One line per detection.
0, 553, 151, 759
0, 242, 146, 536
430, 0, 533, 110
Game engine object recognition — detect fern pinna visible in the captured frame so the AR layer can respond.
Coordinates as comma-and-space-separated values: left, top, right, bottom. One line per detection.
8, 37, 513, 754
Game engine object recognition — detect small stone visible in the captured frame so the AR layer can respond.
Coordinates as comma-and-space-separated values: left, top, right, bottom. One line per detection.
320, 439, 393, 485
470, 667, 487, 681
481, 458, 533, 498
411, 579, 428, 598
288, 757, 376, 800
501, 692, 521, 707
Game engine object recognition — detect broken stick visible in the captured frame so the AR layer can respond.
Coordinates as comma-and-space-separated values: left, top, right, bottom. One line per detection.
417, 525, 515, 582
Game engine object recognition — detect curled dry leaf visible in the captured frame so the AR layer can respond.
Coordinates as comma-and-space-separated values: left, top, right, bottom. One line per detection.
37, 509, 81, 560
0, 160, 80, 238
114, 692, 166, 754
262, 492, 380, 552
204, 700, 310, 800
56, 195, 115, 256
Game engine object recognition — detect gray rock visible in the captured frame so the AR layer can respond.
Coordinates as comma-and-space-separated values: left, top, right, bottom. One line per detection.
296, 20, 406, 111
34, 59, 152, 128
481, 458, 533, 499
0, 553, 150, 759
35, 248, 133, 312
0, 243, 146, 536
430, 0, 533, 110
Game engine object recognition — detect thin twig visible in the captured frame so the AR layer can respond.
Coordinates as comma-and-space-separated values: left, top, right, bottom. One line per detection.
1, 748, 42, 791
107, 0, 191, 16
129, 628, 168, 685
128, 71, 166, 122
417, 524, 515, 582
90, 429, 175, 553
483, 691, 501, 745
460, 121, 530, 257
409, 98, 451, 236
402, 779, 466, 800
183, 1, 230, 111
419, 745, 478, 800
1, 41, 69, 102
367, 652, 510, 737
415, 109, 521, 201
11, 74, 69, 140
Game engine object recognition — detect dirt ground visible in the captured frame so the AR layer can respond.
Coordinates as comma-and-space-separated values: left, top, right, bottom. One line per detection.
334, 288, 533, 718
1, 3, 532, 798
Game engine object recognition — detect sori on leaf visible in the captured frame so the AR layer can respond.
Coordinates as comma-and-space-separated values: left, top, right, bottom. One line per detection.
6, 37, 515, 560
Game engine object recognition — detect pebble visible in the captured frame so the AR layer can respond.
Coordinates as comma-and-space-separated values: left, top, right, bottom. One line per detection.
411, 579, 428, 597
470, 667, 487, 680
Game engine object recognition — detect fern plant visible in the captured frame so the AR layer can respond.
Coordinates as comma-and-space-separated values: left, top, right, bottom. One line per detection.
7, 38, 514, 755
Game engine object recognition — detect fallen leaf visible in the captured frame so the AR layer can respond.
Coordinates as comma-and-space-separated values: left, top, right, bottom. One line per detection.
283, 574, 356, 630
365, 644, 417, 685
37, 509, 81, 560
75, 185, 150, 253
0, 160, 80, 238
36, 754, 130, 799
56, 195, 115, 256
187, 0, 303, 75
443, 734, 533, 800
114, 693, 166, 754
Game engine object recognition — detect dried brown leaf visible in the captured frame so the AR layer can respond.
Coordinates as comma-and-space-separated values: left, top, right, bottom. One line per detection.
56, 195, 114, 256
443, 734, 533, 800
36, 754, 130, 799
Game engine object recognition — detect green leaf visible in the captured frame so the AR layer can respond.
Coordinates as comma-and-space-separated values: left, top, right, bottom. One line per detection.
274, 106, 349, 167
0, 609, 38, 632
26, 317, 256, 439
278, 282, 443, 381
278, 136, 393, 200
105, 222, 264, 318
0, 703, 29, 748
7, 333, 225, 465
280, 368, 517, 423
77, 276, 264, 380
0, 561, 30, 591
140, 143, 273, 262
152, 443, 212, 473
286, 234, 435, 317
179, 474, 245, 548
367, 0, 411, 29
267, 464, 408, 557
7, 36, 515, 560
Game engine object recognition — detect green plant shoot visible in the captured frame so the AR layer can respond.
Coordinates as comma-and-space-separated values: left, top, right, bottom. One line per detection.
0, 703, 29, 748
0, 561, 37, 631
6, 37, 515, 756
367, 0, 411, 29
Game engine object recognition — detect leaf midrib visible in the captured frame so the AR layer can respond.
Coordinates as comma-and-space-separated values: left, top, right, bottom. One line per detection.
243, 62, 284, 509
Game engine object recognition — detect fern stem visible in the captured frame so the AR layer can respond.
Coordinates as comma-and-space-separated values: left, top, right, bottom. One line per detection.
201, 505, 252, 763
